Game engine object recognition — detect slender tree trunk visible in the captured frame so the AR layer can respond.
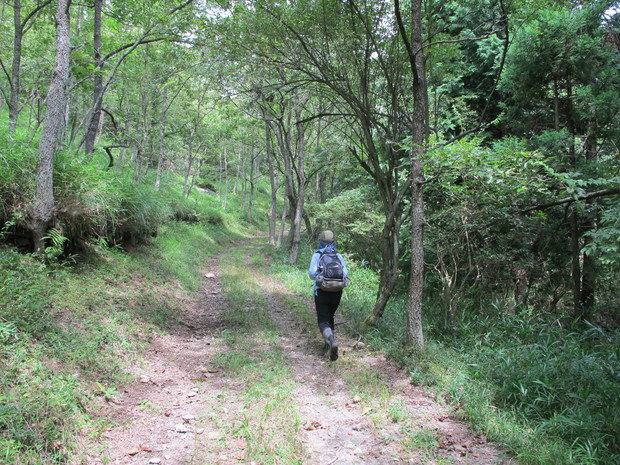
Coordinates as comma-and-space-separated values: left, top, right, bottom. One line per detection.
134, 148, 143, 185
265, 121, 277, 246
570, 208, 581, 313
270, 118, 297, 249
240, 148, 247, 209
368, 217, 401, 324
182, 130, 195, 199
566, 84, 584, 317
248, 146, 255, 221
83, 0, 103, 156
218, 149, 223, 202
553, 81, 560, 131
155, 87, 167, 191
188, 159, 201, 199
224, 147, 229, 209
9, 0, 22, 131
277, 195, 288, 248
581, 125, 598, 315
289, 104, 306, 265
8, 0, 52, 130
28, 0, 71, 252
233, 150, 240, 194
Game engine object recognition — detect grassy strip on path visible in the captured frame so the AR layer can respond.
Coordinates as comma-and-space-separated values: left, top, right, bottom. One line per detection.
193, 244, 304, 464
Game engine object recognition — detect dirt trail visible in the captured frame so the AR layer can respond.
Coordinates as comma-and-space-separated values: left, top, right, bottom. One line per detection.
83, 244, 515, 465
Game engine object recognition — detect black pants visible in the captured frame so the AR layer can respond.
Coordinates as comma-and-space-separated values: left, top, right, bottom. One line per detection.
314, 289, 342, 332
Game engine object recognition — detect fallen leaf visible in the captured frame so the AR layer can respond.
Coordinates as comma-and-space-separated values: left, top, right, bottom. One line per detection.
302, 420, 326, 431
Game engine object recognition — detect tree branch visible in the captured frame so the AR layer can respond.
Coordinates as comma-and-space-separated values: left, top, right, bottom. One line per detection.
297, 112, 355, 125
0, 56, 11, 86
22, 0, 53, 34
521, 188, 620, 213
103, 145, 128, 169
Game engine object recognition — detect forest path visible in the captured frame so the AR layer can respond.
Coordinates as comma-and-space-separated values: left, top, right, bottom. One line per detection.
84, 240, 515, 465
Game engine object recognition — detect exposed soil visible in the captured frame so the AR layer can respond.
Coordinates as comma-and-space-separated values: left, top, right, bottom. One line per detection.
81, 244, 516, 465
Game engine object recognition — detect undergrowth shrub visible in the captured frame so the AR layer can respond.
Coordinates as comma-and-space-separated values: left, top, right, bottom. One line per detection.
54, 152, 173, 247
0, 141, 176, 251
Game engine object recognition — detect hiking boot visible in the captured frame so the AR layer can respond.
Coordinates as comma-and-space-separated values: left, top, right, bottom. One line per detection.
327, 334, 338, 361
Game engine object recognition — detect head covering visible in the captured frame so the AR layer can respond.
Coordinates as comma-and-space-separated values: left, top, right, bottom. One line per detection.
317, 230, 336, 253
319, 230, 335, 242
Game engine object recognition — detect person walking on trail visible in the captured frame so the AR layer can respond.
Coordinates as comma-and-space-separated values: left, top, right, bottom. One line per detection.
308, 230, 348, 361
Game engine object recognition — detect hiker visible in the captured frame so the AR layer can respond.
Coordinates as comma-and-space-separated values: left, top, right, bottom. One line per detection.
308, 230, 348, 361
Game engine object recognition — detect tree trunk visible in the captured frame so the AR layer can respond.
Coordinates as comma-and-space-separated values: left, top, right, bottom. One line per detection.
289, 101, 306, 265
218, 149, 223, 202
224, 147, 229, 209
240, 148, 247, 209
265, 120, 277, 246
408, 158, 425, 350
83, 0, 103, 156
580, 125, 598, 316
155, 87, 167, 191
395, 0, 427, 349
9, 0, 53, 130
28, 0, 72, 252
9, 0, 23, 131
570, 208, 581, 314
276, 196, 288, 248
270, 117, 297, 249
248, 145, 255, 221
182, 128, 195, 199
368, 219, 401, 324
233, 150, 240, 194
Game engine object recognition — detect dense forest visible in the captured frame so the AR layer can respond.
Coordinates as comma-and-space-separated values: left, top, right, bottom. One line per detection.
1, 0, 619, 464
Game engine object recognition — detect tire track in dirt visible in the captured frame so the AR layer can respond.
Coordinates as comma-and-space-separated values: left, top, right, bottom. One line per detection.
82, 253, 244, 465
